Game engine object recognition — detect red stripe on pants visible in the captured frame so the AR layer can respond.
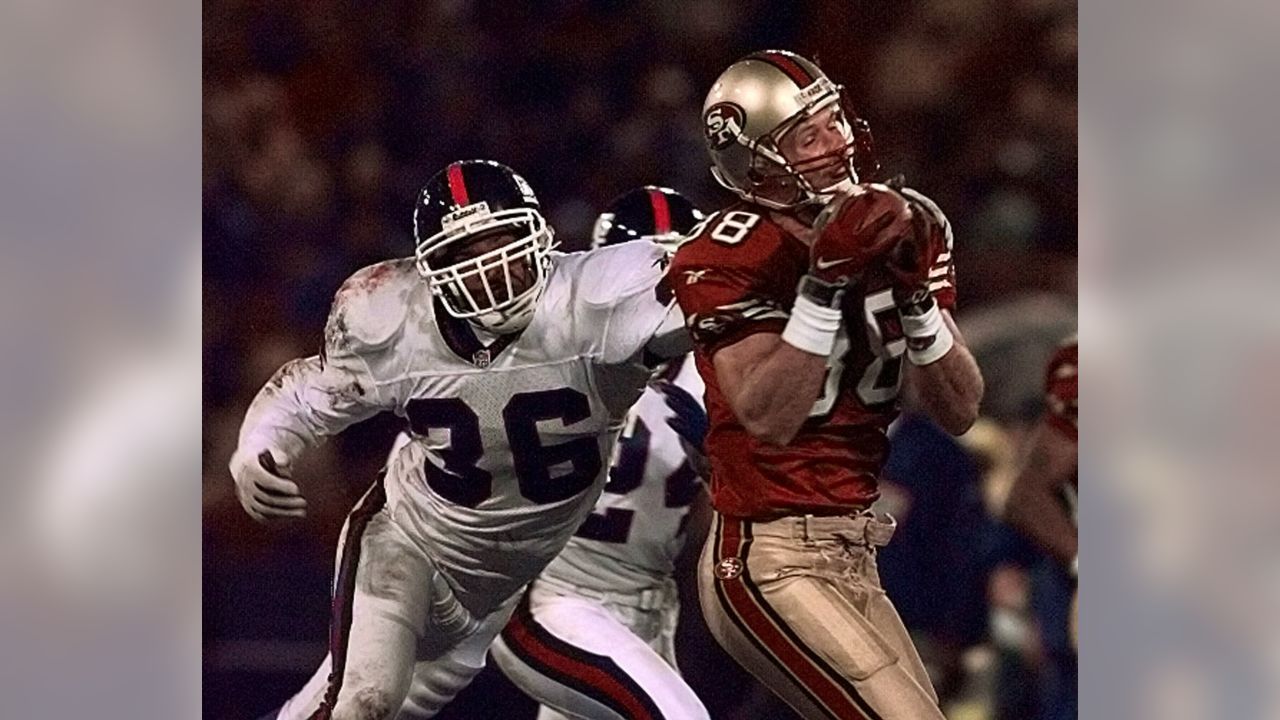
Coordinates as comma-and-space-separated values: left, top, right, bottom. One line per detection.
716, 517, 870, 720
307, 479, 387, 720
503, 607, 657, 720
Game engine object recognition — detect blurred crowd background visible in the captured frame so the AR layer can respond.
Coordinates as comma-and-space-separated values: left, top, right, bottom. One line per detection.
203, 0, 1078, 718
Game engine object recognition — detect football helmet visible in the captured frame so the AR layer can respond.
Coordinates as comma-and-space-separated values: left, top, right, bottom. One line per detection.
413, 160, 555, 334
590, 186, 705, 252
702, 50, 879, 210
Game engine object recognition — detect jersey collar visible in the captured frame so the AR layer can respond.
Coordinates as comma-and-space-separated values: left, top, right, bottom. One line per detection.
432, 298, 524, 368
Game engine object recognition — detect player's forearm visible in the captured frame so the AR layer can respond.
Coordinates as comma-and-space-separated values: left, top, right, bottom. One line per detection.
1005, 481, 1079, 567
237, 355, 372, 460
904, 334, 983, 436
905, 346, 982, 435
1005, 424, 1079, 567
728, 340, 828, 445
727, 277, 846, 445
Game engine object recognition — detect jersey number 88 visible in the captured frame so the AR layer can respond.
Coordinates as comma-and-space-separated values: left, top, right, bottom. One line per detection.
811, 289, 905, 416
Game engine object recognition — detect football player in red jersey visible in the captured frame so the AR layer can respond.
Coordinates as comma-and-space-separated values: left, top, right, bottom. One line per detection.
1006, 336, 1079, 645
670, 50, 984, 719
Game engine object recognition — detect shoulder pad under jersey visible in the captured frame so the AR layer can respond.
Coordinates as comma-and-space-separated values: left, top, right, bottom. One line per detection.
324, 258, 420, 355
567, 241, 672, 310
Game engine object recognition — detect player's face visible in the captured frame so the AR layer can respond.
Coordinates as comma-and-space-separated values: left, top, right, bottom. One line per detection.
778, 105, 851, 191
436, 230, 536, 307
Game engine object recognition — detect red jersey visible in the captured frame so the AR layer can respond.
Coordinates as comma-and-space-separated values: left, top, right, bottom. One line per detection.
1044, 336, 1078, 443
670, 201, 956, 520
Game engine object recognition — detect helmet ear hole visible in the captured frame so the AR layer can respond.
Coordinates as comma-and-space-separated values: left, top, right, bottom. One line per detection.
747, 151, 778, 185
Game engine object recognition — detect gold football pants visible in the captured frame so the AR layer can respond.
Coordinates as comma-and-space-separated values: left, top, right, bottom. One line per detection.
698, 511, 943, 720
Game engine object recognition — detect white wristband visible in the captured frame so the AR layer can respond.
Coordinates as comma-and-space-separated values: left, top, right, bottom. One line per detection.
901, 302, 954, 366
782, 294, 842, 357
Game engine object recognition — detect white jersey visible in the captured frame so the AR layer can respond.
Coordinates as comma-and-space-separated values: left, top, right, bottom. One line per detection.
538, 353, 706, 595
237, 242, 686, 617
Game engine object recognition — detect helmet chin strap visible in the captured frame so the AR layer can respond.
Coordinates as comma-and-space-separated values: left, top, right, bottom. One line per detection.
468, 291, 538, 336
469, 312, 526, 337
812, 176, 858, 204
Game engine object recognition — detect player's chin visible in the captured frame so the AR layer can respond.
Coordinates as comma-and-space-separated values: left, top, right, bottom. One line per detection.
808, 169, 847, 192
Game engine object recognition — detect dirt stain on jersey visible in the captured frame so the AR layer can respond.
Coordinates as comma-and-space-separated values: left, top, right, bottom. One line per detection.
354, 261, 400, 290
264, 357, 312, 392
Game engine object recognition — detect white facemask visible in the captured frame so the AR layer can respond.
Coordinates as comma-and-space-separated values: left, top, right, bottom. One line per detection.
467, 289, 540, 335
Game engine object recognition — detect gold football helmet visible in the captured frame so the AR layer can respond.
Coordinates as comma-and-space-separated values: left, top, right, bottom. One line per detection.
702, 50, 879, 209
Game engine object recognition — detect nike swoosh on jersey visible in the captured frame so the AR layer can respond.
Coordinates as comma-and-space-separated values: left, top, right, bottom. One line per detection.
814, 256, 854, 270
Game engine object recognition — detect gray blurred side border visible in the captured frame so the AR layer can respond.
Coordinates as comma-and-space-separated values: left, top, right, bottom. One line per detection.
1082, 0, 1280, 717
0, 0, 200, 717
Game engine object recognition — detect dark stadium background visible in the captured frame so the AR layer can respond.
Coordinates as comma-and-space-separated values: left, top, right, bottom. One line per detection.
204, 1, 1077, 717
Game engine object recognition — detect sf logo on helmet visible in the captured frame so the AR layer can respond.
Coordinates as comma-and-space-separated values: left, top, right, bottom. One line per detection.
704, 102, 746, 150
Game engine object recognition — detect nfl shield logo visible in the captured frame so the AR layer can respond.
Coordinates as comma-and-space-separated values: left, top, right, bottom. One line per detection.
715, 557, 743, 580
472, 349, 491, 368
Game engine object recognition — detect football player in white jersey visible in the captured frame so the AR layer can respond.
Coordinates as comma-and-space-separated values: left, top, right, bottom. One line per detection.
230, 161, 690, 720
487, 187, 715, 720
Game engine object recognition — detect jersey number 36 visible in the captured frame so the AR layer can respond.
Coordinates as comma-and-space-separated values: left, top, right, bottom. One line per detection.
406, 388, 602, 507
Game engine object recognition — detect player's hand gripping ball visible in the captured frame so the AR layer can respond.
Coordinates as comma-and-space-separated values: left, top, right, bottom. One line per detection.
809, 184, 915, 285
885, 191, 949, 302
